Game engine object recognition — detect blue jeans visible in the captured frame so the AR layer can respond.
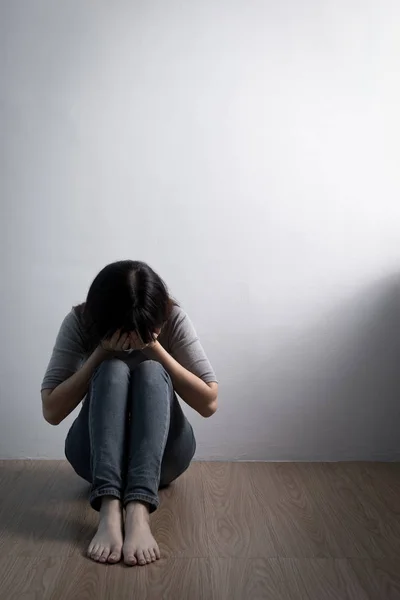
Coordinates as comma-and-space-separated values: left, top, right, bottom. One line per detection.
65, 359, 196, 512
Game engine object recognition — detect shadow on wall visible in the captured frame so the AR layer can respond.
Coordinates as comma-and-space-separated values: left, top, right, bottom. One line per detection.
238, 273, 400, 461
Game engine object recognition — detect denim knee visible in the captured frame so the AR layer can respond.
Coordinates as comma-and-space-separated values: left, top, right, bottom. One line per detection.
134, 359, 171, 384
93, 358, 130, 383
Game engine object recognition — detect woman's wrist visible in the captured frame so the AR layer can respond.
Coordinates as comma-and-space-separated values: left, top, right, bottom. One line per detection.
143, 340, 162, 359
92, 345, 109, 364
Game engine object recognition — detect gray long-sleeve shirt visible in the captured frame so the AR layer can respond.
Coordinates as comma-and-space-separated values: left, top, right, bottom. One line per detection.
41, 304, 217, 391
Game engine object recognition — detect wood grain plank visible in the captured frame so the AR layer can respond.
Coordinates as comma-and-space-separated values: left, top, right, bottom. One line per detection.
0, 461, 59, 510
349, 559, 400, 600
202, 462, 277, 557
0, 557, 63, 600
364, 463, 400, 516
280, 558, 370, 600
295, 463, 400, 558
332, 463, 400, 553
105, 558, 212, 600
0, 460, 30, 505
49, 557, 107, 600
2, 460, 400, 599
151, 462, 209, 558
209, 558, 290, 600
0, 461, 60, 555
248, 463, 343, 558
0, 461, 92, 558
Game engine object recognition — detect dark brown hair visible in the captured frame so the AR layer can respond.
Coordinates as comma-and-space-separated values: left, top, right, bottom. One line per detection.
74, 260, 174, 349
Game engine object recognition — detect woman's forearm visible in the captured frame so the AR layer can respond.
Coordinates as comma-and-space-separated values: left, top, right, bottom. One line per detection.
42, 347, 106, 425
146, 342, 218, 417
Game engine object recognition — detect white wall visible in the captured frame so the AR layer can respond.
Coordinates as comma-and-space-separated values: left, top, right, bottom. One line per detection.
1, 0, 400, 460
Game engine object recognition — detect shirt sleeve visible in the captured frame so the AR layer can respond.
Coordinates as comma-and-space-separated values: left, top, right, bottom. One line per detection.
167, 307, 217, 384
41, 310, 86, 391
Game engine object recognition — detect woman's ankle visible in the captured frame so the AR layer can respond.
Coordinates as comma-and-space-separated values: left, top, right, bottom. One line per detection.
100, 495, 122, 516
125, 500, 150, 520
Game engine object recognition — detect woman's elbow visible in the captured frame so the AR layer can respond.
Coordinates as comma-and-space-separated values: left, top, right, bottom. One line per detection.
41, 390, 61, 426
46, 416, 61, 426
201, 383, 218, 417
42, 407, 61, 426
202, 397, 218, 418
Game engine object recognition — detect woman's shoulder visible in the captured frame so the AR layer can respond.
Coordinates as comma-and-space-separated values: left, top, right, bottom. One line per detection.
161, 302, 199, 347
57, 306, 87, 347
63, 305, 84, 328
160, 303, 185, 346
167, 303, 188, 328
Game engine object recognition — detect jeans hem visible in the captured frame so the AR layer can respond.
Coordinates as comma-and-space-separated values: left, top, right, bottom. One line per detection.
90, 488, 122, 511
124, 493, 159, 513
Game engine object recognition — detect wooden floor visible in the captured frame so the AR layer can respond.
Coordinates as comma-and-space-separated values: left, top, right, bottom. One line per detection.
0, 462, 400, 600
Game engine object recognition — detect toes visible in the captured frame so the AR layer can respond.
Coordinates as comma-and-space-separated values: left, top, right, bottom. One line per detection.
136, 550, 146, 566
99, 548, 110, 563
123, 549, 137, 566
144, 550, 152, 564
154, 545, 161, 560
108, 548, 121, 564
150, 549, 156, 562
88, 543, 99, 560
92, 545, 103, 562
108, 553, 120, 564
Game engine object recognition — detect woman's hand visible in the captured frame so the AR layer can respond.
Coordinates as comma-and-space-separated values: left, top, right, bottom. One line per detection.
101, 330, 132, 353
128, 331, 160, 350
100, 330, 160, 354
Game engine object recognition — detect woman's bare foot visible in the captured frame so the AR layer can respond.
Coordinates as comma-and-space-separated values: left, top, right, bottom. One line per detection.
123, 501, 161, 566
87, 497, 124, 564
